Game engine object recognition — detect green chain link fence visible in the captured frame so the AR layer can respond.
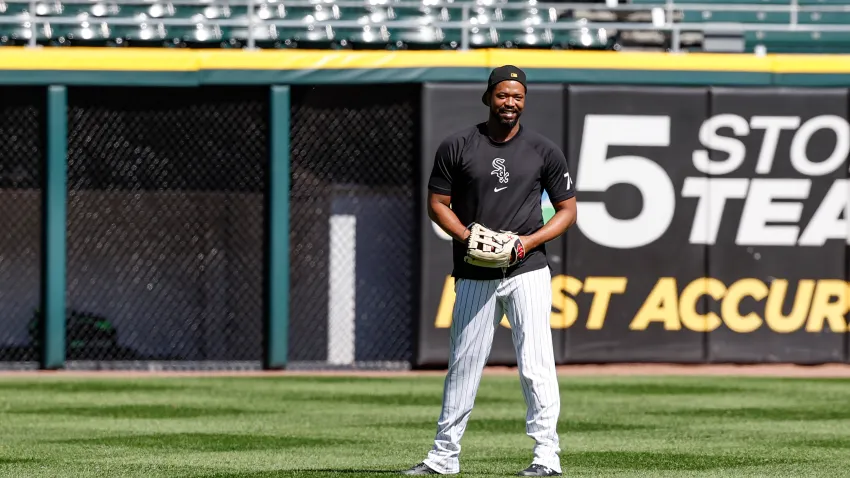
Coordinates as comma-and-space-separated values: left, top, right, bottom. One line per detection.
63, 86, 268, 368
0, 83, 423, 371
0, 87, 44, 368
288, 84, 419, 369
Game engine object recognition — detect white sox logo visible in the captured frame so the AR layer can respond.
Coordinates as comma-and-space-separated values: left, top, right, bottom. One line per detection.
491, 158, 509, 184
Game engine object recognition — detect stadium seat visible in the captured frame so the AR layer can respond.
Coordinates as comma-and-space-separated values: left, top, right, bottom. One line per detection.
331, 25, 392, 48
629, 0, 793, 25
277, 25, 334, 48
0, 0, 843, 52
439, 26, 499, 49
0, 1, 29, 16
172, 4, 233, 22
555, 27, 613, 49
496, 26, 554, 48
168, 24, 224, 44
745, 30, 850, 52
116, 23, 168, 45
0, 22, 42, 45
253, 3, 285, 21
798, 12, 850, 24
389, 5, 452, 23
388, 25, 448, 49
682, 9, 791, 23
630, 0, 791, 3
50, 22, 112, 44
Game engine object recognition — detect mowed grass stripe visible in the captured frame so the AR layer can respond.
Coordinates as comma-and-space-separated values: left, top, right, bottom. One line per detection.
0, 375, 848, 477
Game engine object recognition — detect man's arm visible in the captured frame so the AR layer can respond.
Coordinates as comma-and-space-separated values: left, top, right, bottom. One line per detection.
428, 191, 471, 244
522, 141, 578, 251
519, 197, 576, 251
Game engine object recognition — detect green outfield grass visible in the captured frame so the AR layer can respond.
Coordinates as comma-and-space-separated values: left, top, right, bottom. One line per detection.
0, 373, 849, 477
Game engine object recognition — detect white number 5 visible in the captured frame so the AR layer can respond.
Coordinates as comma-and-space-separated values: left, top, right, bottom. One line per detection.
576, 115, 675, 249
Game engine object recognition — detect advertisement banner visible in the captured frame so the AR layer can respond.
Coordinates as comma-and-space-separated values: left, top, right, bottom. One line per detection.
704, 87, 849, 363
417, 83, 567, 367
563, 85, 710, 362
415, 83, 850, 367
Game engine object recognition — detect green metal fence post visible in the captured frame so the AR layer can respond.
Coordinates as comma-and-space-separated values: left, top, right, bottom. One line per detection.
264, 85, 290, 369
41, 85, 67, 370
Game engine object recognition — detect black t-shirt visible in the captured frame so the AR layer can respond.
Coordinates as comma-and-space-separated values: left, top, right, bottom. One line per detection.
428, 122, 576, 280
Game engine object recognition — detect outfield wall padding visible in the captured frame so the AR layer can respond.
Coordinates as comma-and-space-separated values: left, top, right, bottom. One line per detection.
416, 83, 567, 367
416, 84, 850, 367
561, 85, 710, 363
704, 87, 849, 363
4, 53, 850, 369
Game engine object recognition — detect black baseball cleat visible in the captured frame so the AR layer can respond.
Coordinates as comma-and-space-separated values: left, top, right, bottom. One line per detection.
402, 462, 440, 475
516, 464, 562, 476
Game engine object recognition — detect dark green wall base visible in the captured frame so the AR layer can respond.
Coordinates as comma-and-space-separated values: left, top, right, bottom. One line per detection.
1, 68, 848, 87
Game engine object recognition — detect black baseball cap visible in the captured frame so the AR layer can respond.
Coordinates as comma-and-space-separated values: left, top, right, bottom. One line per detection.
482, 65, 527, 105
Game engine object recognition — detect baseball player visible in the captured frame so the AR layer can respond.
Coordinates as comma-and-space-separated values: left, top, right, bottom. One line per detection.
402, 65, 577, 477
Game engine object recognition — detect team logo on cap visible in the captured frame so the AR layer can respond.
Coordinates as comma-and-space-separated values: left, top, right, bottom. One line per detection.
510, 73, 517, 77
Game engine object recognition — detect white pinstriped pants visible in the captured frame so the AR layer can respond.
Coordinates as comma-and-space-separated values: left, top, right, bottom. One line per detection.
423, 266, 561, 475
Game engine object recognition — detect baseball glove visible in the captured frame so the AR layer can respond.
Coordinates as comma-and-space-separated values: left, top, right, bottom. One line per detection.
464, 222, 526, 268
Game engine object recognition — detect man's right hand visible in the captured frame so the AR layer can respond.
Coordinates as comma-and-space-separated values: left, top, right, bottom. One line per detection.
427, 191, 470, 244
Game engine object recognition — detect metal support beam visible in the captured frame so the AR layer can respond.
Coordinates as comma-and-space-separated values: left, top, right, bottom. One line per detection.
41, 85, 67, 370
264, 85, 291, 369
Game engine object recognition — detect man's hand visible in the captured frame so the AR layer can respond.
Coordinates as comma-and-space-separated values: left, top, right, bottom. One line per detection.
429, 192, 577, 253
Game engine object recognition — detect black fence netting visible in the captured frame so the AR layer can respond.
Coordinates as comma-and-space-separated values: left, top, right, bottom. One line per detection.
0, 87, 44, 364
289, 84, 419, 366
65, 86, 267, 364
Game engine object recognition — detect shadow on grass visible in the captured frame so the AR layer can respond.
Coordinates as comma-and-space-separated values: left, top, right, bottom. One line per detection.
0, 458, 39, 465
653, 407, 850, 421
792, 437, 850, 449
53, 433, 357, 452
473, 418, 648, 433
0, 381, 182, 393
233, 376, 406, 385
467, 450, 805, 471
560, 382, 752, 396
10, 404, 256, 419
194, 450, 806, 477
195, 471, 402, 477
381, 418, 648, 433
278, 391, 516, 407
569, 451, 802, 471
277, 383, 751, 409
